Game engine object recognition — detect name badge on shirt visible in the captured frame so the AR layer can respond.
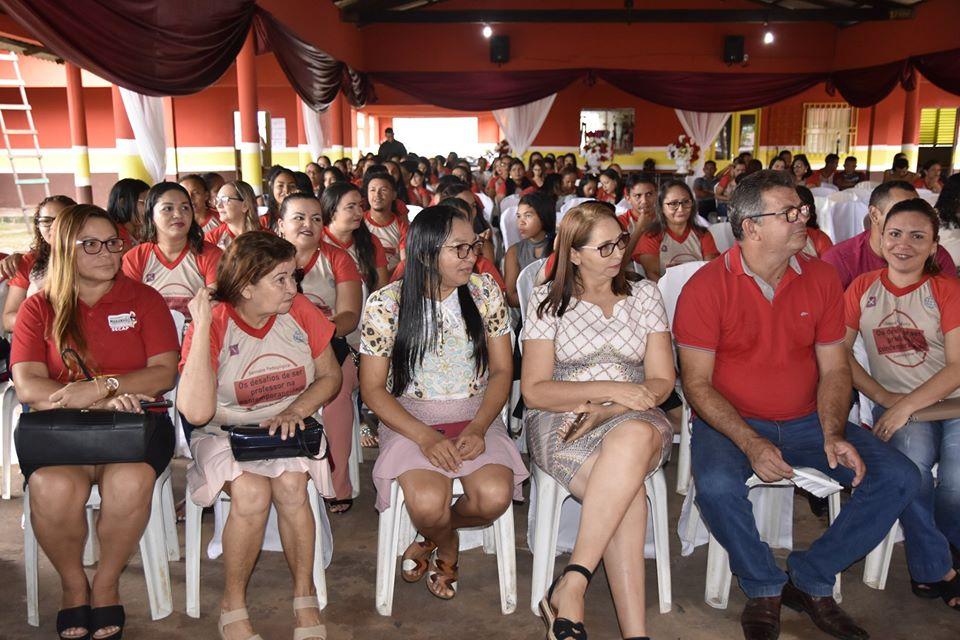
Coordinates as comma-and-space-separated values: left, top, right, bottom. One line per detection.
108, 311, 138, 332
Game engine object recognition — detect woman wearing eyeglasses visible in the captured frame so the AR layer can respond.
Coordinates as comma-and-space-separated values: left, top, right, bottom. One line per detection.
206, 180, 262, 250
122, 182, 222, 320
360, 205, 527, 602
2, 195, 76, 333
521, 201, 675, 640
11, 204, 179, 640
278, 192, 364, 513
633, 179, 719, 282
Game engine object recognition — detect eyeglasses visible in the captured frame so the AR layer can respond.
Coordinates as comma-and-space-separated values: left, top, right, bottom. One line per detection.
663, 198, 694, 211
75, 237, 125, 255
34, 216, 56, 228
746, 204, 811, 224
442, 240, 485, 259
215, 195, 243, 205
580, 232, 629, 258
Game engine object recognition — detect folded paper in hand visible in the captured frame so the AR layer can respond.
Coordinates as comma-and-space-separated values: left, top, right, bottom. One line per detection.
746, 468, 843, 499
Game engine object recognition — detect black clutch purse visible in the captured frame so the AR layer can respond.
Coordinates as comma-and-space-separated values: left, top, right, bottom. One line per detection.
15, 408, 159, 466
225, 416, 327, 462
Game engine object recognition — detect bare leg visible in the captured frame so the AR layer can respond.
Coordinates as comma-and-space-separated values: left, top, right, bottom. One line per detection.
221, 473, 272, 640
271, 472, 322, 630
28, 465, 95, 639
602, 486, 652, 637
91, 462, 155, 638
552, 420, 662, 635
450, 464, 513, 529
398, 470, 456, 556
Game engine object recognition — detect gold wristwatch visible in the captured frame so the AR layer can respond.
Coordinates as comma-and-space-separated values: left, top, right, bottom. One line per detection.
101, 376, 120, 399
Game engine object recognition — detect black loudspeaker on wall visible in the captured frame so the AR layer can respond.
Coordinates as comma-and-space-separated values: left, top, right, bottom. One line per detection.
723, 35, 746, 65
490, 35, 510, 64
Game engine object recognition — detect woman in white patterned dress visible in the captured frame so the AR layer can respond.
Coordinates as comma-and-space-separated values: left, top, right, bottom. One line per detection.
522, 201, 675, 640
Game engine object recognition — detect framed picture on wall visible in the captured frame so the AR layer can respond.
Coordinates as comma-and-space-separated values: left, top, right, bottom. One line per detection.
579, 109, 635, 156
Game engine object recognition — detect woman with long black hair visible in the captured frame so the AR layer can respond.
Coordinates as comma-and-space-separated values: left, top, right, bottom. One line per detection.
320, 182, 389, 293
359, 205, 527, 601
106, 178, 150, 246
504, 191, 556, 308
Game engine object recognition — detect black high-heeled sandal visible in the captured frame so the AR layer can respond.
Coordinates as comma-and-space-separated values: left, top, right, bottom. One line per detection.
57, 605, 91, 640
539, 564, 593, 640
89, 605, 125, 640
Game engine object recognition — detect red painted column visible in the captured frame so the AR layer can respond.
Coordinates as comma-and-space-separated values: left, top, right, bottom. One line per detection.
901, 80, 921, 171
64, 63, 92, 203
327, 95, 344, 159
237, 28, 261, 193
296, 95, 311, 168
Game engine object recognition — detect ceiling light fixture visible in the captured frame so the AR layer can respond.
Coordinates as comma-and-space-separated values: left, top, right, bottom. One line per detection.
482, 24, 493, 38
763, 22, 774, 45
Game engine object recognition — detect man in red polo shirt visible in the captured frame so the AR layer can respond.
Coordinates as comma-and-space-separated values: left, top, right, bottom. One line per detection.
674, 170, 919, 640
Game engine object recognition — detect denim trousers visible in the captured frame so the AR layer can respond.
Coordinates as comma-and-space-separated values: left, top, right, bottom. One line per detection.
873, 405, 960, 583
691, 412, 920, 598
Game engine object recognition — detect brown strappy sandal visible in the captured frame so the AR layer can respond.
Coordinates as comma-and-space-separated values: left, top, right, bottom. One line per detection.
426, 554, 459, 600
401, 539, 437, 583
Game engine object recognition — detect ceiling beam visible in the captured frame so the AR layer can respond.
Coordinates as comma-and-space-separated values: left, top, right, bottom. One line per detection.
343, 7, 915, 25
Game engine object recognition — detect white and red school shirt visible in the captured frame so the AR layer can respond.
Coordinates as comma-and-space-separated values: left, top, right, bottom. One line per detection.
179, 295, 335, 434
844, 270, 960, 398
122, 242, 222, 319
800, 227, 834, 259
197, 207, 221, 235
298, 243, 362, 318
321, 228, 388, 276
204, 223, 237, 251
9, 251, 43, 296
633, 225, 719, 270
363, 211, 408, 273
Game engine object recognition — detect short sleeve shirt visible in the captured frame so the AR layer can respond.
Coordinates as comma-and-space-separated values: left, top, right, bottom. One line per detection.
634, 226, 718, 270
122, 242, 222, 318
822, 231, 957, 290
197, 207, 222, 235
801, 227, 834, 259
9, 251, 42, 296
844, 270, 960, 398
179, 295, 335, 433
363, 211, 409, 273
204, 224, 236, 251
11, 274, 179, 383
360, 273, 509, 400
693, 176, 718, 197
673, 243, 846, 421
298, 243, 362, 318
322, 228, 388, 274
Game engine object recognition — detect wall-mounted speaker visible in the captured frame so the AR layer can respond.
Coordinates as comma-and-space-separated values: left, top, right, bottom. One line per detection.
723, 35, 745, 65
490, 35, 510, 64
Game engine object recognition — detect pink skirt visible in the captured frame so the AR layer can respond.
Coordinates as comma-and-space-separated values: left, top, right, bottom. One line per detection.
187, 432, 335, 507
372, 394, 530, 511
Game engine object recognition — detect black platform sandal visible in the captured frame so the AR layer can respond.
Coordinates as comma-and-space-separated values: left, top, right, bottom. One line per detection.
539, 564, 593, 640
89, 605, 125, 640
57, 605, 91, 640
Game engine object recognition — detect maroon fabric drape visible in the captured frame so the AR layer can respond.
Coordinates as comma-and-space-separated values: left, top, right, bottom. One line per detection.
252, 8, 372, 110
0, 0, 255, 96
913, 47, 960, 96
827, 60, 909, 108
370, 69, 588, 111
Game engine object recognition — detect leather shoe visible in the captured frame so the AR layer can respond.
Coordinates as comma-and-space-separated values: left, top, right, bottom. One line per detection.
740, 595, 781, 640
782, 580, 869, 640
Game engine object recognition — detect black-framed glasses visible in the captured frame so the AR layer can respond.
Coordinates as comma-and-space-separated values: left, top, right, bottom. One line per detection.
75, 237, 125, 255
215, 195, 243, 205
442, 240, 484, 259
745, 204, 811, 224
580, 232, 630, 258
663, 198, 694, 211
34, 216, 56, 228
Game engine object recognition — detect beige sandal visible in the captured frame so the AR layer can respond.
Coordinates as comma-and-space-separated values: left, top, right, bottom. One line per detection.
218, 608, 263, 640
426, 554, 459, 600
401, 539, 437, 583
292, 596, 326, 640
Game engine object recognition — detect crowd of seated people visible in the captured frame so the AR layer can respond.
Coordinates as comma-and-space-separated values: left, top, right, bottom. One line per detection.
7, 144, 960, 640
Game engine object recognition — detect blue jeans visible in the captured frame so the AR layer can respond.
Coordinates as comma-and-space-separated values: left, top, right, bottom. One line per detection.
692, 412, 920, 598
873, 405, 960, 582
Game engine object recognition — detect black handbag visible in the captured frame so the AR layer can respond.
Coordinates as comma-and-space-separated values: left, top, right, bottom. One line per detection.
14, 348, 159, 466
225, 416, 327, 462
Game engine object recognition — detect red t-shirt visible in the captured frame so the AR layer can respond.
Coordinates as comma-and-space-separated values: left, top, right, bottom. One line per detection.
801, 227, 834, 258
390, 255, 507, 292
822, 230, 957, 290
11, 274, 180, 383
204, 223, 237, 250
673, 243, 846, 421
197, 207, 221, 234
9, 251, 39, 293
122, 242, 222, 318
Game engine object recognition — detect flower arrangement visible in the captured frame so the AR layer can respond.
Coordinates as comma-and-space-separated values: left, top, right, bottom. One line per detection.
493, 139, 511, 157
667, 134, 701, 164
581, 129, 611, 170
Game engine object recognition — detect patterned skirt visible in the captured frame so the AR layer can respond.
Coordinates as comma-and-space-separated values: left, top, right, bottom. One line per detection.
525, 406, 673, 490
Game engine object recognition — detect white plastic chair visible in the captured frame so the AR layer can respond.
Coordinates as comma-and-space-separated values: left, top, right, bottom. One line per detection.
24, 467, 176, 625
185, 481, 330, 617
916, 188, 939, 207
375, 478, 517, 616
500, 193, 520, 215
708, 222, 735, 253
517, 258, 546, 328
615, 198, 630, 214
406, 204, 423, 221
499, 206, 521, 251
656, 261, 709, 495
559, 197, 595, 217
528, 463, 672, 615
821, 199, 867, 244
1, 379, 20, 499
168, 310, 190, 459
477, 192, 494, 224
346, 387, 363, 500
697, 469, 844, 609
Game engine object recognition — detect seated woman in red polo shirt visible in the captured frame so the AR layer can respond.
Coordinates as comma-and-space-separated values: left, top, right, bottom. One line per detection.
206, 180, 262, 250
180, 173, 222, 235
796, 185, 834, 258
2, 194, 75, 332
843, 198, 960, 610
597, 168, 623, 205
178, 232, 341, 640
914, 159, 944, 194
320, 182, 389, 293
279, 192, 364, 513
633, 179, 719, 282
122, 182, 222, 320
11, 204, 179, 640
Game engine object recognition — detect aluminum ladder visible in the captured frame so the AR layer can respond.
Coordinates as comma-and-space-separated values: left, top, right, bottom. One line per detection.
0, 50, 50, 215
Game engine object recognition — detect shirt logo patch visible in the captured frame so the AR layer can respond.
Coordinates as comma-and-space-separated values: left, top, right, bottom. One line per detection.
866, 295, 877, 308
107, 311, 137, 332
229, 344, 240, 356
292, 329, 307, 345
800, 311, 810, 317
661, 244, 668, 252
923, 296, 937, 309
144, 272, 156, 283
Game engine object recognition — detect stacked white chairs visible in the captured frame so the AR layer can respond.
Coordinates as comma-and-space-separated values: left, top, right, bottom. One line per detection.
708, 222, 735, 253
655, 261, 709, 495
24, 467, 177, 625
527, 463, 672, 615
499, 206, 521, 252
375, 478, 517, 616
